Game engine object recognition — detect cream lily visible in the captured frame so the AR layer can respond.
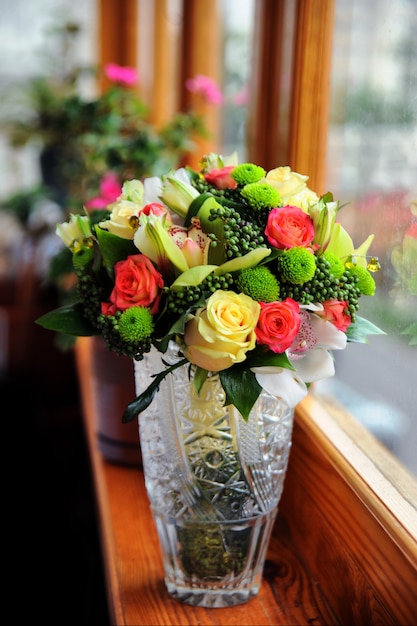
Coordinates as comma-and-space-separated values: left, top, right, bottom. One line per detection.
159, 169, 199, 218
56, 214, 92, 249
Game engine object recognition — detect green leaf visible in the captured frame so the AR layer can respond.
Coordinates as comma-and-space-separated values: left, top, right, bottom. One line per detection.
220, 367, 262, 421
122, 358, 188, 422
402, 321, 417, 346
35, 303, 98, 336
193, 366, 209, 395
183, 192, 214, 227
244, 348, 295, 370
94, 226, 137, 276
347, 315, 387, 343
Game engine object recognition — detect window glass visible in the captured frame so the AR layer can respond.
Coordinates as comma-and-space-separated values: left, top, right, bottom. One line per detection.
318, 0, 417, 477
0, 0, 97, 198
218, 0, 255, 161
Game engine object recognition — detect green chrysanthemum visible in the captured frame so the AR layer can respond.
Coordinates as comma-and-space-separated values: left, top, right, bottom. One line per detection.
241, 182, 281, 210
118, 306, 154, 343
350, 264, 376, 295
277, 247, 316, 284
231, 163, 266, 185
236, 266, 280, 302
322, 250, 345, 278
72, 245, 94, 269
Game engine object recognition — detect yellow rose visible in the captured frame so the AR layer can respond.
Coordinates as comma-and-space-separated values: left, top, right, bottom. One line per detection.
183, 290, 260, 371
265, 166, 318, 211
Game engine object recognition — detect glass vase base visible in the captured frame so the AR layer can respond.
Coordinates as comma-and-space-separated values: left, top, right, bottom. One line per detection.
156, 509, 278, 608
165, 582, 260, 608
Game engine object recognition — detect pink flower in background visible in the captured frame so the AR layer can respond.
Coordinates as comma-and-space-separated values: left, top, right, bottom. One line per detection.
85, 172, 122, 210
185, 74, 224, 105
105, 63, 139, 86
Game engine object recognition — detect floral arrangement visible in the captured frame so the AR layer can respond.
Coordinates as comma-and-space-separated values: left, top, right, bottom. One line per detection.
37, 153, 384, 422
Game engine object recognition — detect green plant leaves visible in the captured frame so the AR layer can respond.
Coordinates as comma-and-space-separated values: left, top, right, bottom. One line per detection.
35, 303, 98, 336
94, 226, 137, 276
346, 315, 386, 343
220, 367, 262, 421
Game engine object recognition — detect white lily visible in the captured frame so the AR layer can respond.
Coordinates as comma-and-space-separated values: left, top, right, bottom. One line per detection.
134, 212, 189, 276
251, 366, 308, 408
159, 169, 199, 218
56, 214, 92, 249
309, 197, 339, 252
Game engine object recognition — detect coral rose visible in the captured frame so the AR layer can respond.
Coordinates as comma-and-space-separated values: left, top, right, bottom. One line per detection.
109, 254, 163, 314
317, 299, 351, 332
265, 206, 315, 249
255, 298, 301, 353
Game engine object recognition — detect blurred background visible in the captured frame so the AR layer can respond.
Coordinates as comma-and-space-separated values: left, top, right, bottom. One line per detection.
1, 0, 415, 623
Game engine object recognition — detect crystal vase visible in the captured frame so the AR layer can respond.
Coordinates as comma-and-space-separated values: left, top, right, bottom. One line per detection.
134, 342, 294, 608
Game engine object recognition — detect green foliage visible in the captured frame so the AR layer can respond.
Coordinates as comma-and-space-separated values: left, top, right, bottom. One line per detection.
36, 302, 99, 336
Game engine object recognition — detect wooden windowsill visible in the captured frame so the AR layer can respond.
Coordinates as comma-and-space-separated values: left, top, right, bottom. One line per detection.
75, 337, 417, 625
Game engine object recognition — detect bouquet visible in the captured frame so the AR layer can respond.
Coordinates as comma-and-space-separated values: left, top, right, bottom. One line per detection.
37, 153, 385, 422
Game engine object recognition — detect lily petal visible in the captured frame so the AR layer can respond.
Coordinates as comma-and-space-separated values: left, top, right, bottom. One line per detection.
252, 366, 308, 408
290, 348, 335, 382
310, 314, 347, 350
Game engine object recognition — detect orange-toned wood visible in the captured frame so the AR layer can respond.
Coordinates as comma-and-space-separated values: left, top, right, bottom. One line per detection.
149, 0, 182, 127
287, 0, 335, 193
179, 0, 223, 167
75, 337, 337, 625
247, 0, 297, 169
98, 0, 138, 92
281, 393, 417, 625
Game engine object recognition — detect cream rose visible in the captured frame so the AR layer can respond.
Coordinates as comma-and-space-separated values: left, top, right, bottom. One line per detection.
265, 166, 318, 211
183, 290, 260, 371
99, 199, 140, 239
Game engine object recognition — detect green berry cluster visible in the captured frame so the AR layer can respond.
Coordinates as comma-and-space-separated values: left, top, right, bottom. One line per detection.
75, 266, 108, 328
277, 255, 362, 320
207, 204, 267, 258
164, 272, 235, 315
191, 176, 250, 209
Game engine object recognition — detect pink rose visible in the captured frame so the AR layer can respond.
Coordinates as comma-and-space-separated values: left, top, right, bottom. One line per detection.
109, 254, 163, 314
265, 205, 315, 249
255, 298, 301, 353
318, 299, 351, 332
142, 202, 170, 218
204, 166, 238, 190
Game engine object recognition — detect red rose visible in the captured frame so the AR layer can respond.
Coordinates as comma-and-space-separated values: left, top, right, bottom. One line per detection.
109, 254, 164, 314
204, 166, 238, 190
319, 299, 351, 332
255, 298, 301, 353
101, 302, 118, 316
265, 205, 314, 249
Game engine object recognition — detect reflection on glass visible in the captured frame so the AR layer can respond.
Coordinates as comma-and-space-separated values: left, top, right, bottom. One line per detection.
320, 0, 417, 476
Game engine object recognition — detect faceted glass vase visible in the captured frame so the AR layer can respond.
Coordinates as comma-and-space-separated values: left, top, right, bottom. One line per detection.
134, 342, 294, 608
